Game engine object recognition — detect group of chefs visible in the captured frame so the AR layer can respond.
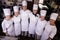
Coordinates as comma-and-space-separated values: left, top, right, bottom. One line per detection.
1, 0, 58, 40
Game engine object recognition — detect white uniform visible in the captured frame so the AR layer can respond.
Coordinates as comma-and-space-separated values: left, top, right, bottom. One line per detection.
35, 10, 47, 40
29, 13, 38, 34
36, 18, 47, 36
2, 8, 15, 36
41, 21, 57, 40
13, 6, 21, 36
12, 15, 21, 36
41, 13, 58, 40
2, 19, 15, 36
20, 9, 31, 32
29, 4, 39, 35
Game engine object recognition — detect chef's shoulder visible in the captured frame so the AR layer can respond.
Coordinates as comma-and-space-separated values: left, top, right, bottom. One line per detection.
26, 9, 32, 13
2, 19, 6, 23
44, 20, 48, 23
20, 9, 23, 13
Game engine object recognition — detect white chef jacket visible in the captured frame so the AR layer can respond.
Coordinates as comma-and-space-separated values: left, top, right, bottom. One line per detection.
29, 13, 38, 34
41, 21, 57, 40
20, 9, 31, 32
12, 15, 21, 36
2, 19, 15, 36
36, 18, 47, 36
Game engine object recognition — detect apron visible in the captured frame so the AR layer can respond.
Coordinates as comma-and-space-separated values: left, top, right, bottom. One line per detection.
41, 22, 55, 40
36, 18, 47, 36
29, 14, 38, 34
20, 10, 31, 32
2, 19, 15, 36
12, 15, 21, 36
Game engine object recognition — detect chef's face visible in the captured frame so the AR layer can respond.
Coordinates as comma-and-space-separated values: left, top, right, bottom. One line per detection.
50, 19, 55, 25
40, 16, 45, 21
14, 12, 19, 16
6, 15, 11, 20
33, 10, 37, 14
22, 6, 27, 11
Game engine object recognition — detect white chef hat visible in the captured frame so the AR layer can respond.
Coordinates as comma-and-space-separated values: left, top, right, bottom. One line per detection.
22, 0, 27, 6
3, 8, 11, 16
33, 4, 38, 10
13, 6, 19, 12
40, 10, 47, 17
50, 13, 58, 20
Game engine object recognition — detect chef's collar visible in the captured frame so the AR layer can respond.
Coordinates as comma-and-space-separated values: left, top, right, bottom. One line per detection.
33, 13, 38, 17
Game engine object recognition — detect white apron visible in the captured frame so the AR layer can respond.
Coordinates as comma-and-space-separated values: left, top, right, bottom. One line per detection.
20, 9, 31, 31
29, 14, 38, 34
36, 18, 47, 36
41, 21, 57, 40
12, 15, 21, 36
2, 19, 15, 36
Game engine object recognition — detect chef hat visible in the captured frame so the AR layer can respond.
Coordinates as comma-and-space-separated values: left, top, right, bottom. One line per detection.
22, 0, 27, 6
33, 4, 38, 10
50, 13, 58, 20
40, 10, 47, 17
13, 6, 19, 12
3, 9, 11, 16
39, 0, 44, 4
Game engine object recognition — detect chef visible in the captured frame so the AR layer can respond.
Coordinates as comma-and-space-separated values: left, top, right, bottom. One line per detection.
2, 8, 15, 36
28, 4, 39, 38
20, 0, 31, 36
35, 10, 47, 40
41, 13, 58, 40
12, 6, 21, 36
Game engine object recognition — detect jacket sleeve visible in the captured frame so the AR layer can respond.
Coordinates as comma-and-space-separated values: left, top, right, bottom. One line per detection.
2, 21, 6, 33
50, 26, 57, 39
